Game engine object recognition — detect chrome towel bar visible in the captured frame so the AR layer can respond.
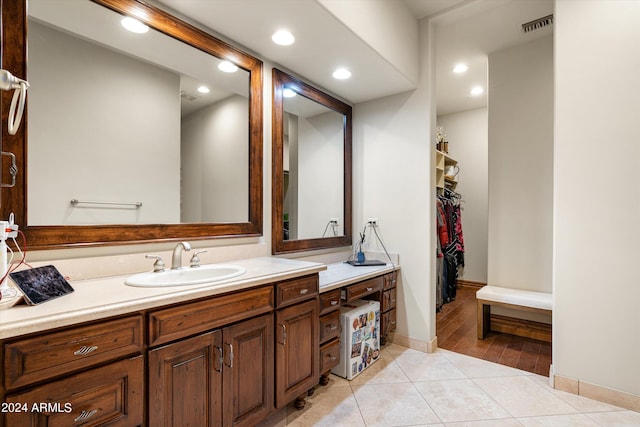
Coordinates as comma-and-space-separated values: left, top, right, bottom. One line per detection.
70, 199, 142, 208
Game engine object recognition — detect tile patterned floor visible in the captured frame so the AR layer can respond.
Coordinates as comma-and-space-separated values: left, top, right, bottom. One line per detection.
258, 344, 640, 427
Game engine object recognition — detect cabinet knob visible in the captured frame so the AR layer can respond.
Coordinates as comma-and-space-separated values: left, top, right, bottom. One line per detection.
299, 288, 309, 295
366, 287, 373, 292
73, 345, 98, 356
330, 300, 338, 306
74, 409, 98, 423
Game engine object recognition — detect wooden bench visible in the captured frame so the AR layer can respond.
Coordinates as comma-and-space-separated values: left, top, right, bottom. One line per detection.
477, 286, 552, 340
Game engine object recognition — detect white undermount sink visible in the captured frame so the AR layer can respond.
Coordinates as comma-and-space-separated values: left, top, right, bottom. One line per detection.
125, 264, 246, 287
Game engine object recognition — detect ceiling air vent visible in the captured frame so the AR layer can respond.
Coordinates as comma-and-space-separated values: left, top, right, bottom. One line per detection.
180, 91, 199, 102
522, 14, 553, 33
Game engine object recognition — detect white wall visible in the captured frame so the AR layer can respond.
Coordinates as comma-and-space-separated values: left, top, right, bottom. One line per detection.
554, 0, 640, 398
354, 17, 435, 346
488, 35, 554, 293
28, 21, 181, 225
181, 95, 249, 223
437, 108, 488, 283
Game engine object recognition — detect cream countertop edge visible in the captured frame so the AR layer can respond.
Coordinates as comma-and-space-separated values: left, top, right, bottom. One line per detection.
0, 257, 325, 340
318, 262, 400, 293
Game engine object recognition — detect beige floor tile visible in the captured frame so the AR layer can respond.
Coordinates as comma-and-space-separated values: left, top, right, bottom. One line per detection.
414, 378, 511, 423
348, 356, 411, 385
585, 410, 640, 426
286, 385, 366, 427
444, 420, 524, 426
517, 414, 602, 426
473, 376, 578, 418
395, 351, 467, 382
440, 349, 530, 379
352, 382, 441, 426
383, 342, 424, 356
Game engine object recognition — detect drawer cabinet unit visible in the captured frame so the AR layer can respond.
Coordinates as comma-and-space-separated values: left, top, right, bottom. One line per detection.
275, 276, 320, 409
380, 272, 398, 345
5, 356, 144, 427
318, 289, 341, 386
4, 315, 144, 391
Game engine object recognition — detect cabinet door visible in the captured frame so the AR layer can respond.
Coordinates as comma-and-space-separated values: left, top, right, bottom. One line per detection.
275, 298, 319, 408
222, 314, 274, 427
148, 331, 222, 427
5, 356, 144, 427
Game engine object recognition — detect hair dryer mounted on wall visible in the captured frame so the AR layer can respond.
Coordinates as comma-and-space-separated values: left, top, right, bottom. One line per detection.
0, 69, 29, 136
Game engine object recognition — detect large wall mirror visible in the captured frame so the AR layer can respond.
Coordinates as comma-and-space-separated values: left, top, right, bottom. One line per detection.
0, 0, 263, 249
272, 69, 352, 254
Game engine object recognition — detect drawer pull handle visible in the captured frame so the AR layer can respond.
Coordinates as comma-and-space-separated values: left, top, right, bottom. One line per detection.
366, 287, 373, 292
326, 324, 338, 331
74, 409, 98, 423
73, 345, 98, 356
330, 300, 338, 306
391, 299, 396, 302
391, 321, 396, 325
299, 288, 309, 295
327, 355, 337, 361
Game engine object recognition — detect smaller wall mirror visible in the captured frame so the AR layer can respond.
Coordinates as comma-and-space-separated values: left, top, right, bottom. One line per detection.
272, 69, 352, 254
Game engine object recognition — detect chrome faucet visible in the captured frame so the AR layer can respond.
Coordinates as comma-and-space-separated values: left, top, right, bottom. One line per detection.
171, 241, 191, 269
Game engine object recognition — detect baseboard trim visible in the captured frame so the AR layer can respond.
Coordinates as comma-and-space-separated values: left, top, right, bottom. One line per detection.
388, 333, 437, 353
554, 374, 640, 412
457, 279, 485, 290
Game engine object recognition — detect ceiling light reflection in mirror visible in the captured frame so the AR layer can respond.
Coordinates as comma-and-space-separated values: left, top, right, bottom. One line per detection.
27, 0, 250, 226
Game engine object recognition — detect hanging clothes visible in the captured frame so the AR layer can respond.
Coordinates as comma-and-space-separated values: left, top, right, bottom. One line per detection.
436, 188, 464, 307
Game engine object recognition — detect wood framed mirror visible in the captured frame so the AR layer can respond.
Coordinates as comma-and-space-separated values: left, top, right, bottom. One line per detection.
0, 0, 263, 250
272, 68, 352, 254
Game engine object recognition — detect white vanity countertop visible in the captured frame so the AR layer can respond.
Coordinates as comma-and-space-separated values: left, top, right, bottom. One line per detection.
319, 261, 399, 293
0, 257, 325, 340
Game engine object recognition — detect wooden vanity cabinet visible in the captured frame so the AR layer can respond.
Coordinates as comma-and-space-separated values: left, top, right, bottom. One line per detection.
380, 272, 398, 344
148, 314, 274, 427
148, 286, 275, 427
274, 275, 320, 410
2, 315, 145, 427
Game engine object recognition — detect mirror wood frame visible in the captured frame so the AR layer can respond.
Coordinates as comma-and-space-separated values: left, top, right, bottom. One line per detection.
271, 68, 352, 254
0, 0, 263, 250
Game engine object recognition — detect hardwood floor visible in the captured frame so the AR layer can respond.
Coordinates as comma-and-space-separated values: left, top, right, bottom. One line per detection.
436, 286, 552, 376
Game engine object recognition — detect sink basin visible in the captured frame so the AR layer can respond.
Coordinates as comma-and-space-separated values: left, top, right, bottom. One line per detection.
125, 264, 246, 287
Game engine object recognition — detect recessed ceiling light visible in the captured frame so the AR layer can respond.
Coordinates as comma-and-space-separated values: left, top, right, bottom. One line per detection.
218, 61, 238, 73
283, 88, 297, 98
197, 86, 210, 94
453, 63, 468, 74
272, 30, 295, 46
470, 86, 484, 96
332, 68, 351, 80
121, 17, 149, 34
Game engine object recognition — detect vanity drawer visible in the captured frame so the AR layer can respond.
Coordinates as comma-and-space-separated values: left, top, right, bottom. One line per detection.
342, 276, 383, 303
4, 315, 144, 390
382, 287, 397, 312
319, 339, 340, 373
5, 356, 144, 427
275, 274, 319, 308
149, 285, 274, 346
383, 272, 397, 291
319, 310, 341, 344
319, 289, 341, 315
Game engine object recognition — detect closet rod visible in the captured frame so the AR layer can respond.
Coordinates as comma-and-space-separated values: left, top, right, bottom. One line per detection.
70, 199, 142, 208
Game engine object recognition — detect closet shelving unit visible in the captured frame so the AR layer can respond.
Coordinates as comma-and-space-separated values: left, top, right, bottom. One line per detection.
435, 149, 458, 192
